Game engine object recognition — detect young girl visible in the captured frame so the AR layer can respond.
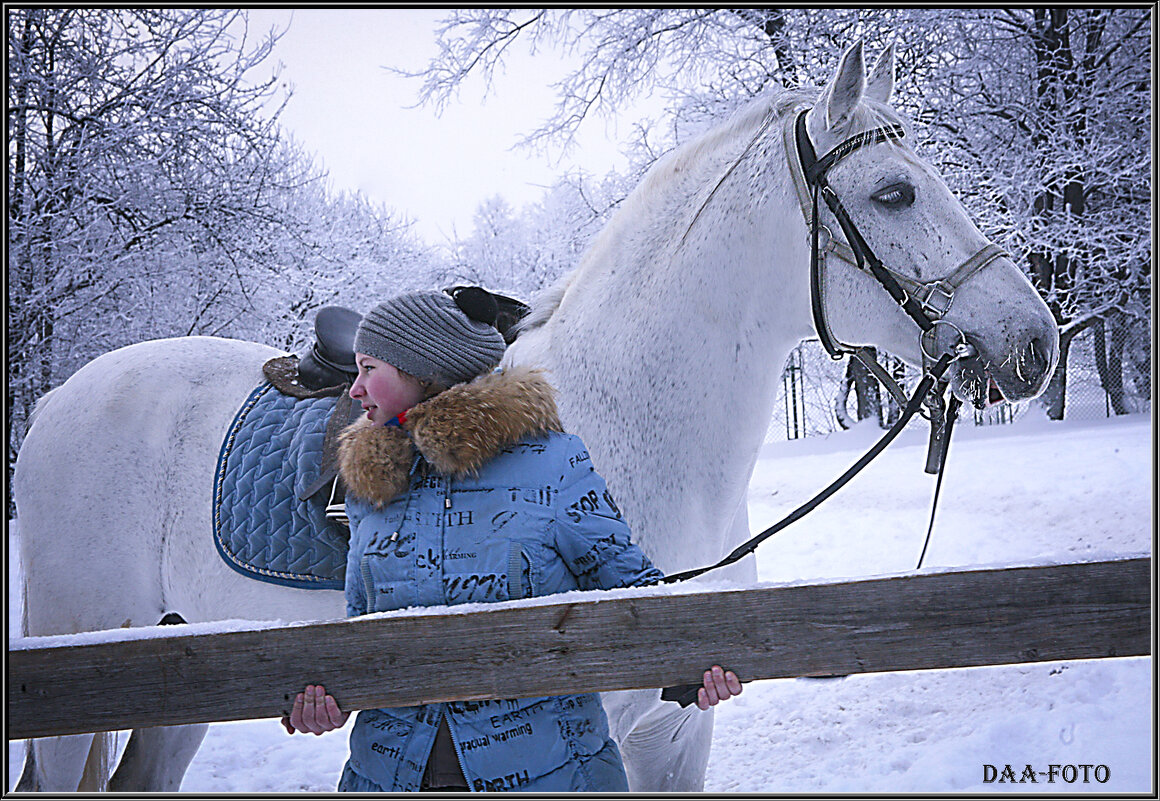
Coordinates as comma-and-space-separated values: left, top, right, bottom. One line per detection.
283, 289, 741, 792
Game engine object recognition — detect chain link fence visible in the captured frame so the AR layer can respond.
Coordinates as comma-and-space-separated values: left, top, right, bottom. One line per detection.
1059, 319, 1152, 419
768, 318, 1152, 443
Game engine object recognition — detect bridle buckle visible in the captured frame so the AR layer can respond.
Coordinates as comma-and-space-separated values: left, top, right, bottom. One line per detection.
916, 280, 954, 318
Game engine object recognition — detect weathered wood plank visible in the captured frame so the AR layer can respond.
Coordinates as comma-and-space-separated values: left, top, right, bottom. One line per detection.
7, 557, 1149, 740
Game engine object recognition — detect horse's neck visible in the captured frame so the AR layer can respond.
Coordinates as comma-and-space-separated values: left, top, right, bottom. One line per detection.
510, 113, 813, 570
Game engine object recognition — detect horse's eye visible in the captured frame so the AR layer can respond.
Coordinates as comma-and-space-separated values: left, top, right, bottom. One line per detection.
872, 182, 915, 209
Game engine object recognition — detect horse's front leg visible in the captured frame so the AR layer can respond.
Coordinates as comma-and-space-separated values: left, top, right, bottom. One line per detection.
619, 698, 715, 791
107, 724, 209, 792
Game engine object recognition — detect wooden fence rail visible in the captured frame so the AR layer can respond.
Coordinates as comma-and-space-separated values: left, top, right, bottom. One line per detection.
7, 557, 1150, 740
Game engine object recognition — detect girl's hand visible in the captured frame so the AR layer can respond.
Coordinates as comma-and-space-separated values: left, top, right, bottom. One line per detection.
695, 665, 743, 710
281, 684, 350, 735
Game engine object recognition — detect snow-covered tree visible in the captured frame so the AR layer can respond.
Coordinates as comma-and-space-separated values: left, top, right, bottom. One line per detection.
913, 9, 1151, 418
6, 9, 432, 484
8, 9, 287, 457
417, 8, 1151, 421
447, 170, 634, 299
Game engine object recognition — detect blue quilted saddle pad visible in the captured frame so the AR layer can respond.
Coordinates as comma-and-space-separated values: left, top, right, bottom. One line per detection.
213, 382, 348, 589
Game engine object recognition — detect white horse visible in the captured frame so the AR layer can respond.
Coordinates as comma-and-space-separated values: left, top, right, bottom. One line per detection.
13, 42, 1058, 792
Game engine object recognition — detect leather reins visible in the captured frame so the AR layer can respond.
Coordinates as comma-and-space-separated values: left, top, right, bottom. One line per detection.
661, 106, 1009, 584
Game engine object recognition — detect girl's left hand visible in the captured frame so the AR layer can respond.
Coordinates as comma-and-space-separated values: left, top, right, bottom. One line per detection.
281, 684, 350, 735
695, 665, 743, 710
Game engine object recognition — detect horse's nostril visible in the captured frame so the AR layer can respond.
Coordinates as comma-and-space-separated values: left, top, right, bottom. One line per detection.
1030, 337, 1050, 370
1017, 336, 1051, 385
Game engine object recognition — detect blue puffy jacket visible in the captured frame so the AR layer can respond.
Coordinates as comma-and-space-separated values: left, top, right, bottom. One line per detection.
334, 367, 664, 792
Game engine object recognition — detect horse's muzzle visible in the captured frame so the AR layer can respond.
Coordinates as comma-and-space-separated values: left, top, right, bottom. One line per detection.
950, 331, 1057, 409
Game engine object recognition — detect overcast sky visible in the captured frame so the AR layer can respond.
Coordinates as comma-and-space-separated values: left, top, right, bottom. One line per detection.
243, 9, 648, 245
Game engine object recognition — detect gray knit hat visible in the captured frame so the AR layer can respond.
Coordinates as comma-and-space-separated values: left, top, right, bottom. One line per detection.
354, 290, 506, 387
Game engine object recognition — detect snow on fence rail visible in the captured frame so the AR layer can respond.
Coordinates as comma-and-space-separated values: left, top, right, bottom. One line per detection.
7, 557, 1149, 740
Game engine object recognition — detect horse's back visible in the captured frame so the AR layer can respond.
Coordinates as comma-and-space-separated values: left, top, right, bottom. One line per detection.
14, 337, 283, 636
22, 336, 280, 425
17, 337, 280, 496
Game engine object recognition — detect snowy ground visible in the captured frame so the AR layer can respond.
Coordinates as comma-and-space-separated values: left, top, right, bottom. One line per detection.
8, 411, 1153, 793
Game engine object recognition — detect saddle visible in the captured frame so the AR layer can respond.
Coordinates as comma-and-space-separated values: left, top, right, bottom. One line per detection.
262, 305, 364, 523
264, 305, 361, 400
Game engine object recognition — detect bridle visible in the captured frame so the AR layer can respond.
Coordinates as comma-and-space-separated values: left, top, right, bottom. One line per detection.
789, 108, 1006, 401
660, 106, 1010, 586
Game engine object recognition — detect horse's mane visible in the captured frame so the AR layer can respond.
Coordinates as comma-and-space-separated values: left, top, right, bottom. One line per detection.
517, 88, 815, 335
511, 273, 573, 336
515, 84, 907, 336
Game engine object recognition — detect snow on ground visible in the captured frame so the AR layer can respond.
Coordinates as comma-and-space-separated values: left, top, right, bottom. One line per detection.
7, 412, 1153, 793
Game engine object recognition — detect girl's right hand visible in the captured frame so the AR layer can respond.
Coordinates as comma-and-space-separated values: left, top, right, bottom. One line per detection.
281, 684, 350, 735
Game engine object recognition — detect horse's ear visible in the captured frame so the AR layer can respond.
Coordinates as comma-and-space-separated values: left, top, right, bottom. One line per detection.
823, 40, 865, 131
865, 43, 895, 104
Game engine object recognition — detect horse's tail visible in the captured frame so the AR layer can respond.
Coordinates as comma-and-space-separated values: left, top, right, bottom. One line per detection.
15, 388, 52, 639
78, 732, 116, 791
15, 742, 37, 790
16, 553, 116, 791
26, 385, 60, 431
16, 385, 116, 793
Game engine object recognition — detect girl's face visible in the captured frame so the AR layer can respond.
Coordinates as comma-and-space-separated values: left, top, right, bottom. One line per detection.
349, 353, 426, 424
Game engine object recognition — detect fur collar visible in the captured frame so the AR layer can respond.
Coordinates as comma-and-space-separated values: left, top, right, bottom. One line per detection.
337, 367, 563, 507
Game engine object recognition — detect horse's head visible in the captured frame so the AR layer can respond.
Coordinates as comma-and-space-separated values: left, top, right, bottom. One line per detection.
802, 42, 1059, 408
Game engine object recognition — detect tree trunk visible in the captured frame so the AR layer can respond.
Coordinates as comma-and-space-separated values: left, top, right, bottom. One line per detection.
1039, 315, 1104, 420
1028, 9, 1080, 340
1038, 329, 1074, 420
757, 8, 799, 84
1093, 313, 1130, 415
7, 11, 35, 514
884, 356, 906, 426
1123, 317, 1150, 404
834, 364, 855, 430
